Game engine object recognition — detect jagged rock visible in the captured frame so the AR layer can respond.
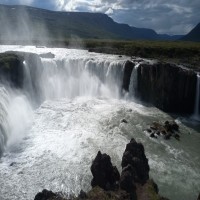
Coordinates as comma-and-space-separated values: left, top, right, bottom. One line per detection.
91, 151, 120, 190
121, 119, 128, 123
120, 164, 136, 193
148, 121, 180, 140
164, 133, 171, 140
197, 193, 200, 200
137, 62, 197, 114
78, 190, 87, 199
34, 189, 57, 200
146, 129, 152, 133
150, 133, 157, 138
121, 139, 149, 185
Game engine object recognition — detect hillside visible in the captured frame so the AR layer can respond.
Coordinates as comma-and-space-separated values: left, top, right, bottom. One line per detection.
181, 23, 200, 42
0, 4, 183, 42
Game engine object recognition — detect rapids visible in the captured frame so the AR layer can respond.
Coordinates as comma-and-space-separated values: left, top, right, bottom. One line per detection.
0, 45, 199, 200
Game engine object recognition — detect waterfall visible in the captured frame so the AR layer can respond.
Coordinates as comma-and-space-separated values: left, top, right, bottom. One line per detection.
23, 56, 125, 103
128, 63, 140, 98
0, 86, 10, 155
0, 49, 127, 155
0, 86, 33, 155
194, 73, 200, 119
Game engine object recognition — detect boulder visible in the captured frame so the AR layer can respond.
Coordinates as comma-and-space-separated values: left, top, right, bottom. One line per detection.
91, 151, 120, 190
34, 189, 57, 200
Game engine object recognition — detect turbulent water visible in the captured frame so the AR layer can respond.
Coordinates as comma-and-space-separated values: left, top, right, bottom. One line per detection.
0, 45, 199, 200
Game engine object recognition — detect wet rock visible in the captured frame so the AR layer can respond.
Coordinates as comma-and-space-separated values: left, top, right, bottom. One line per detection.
164, 133, 171, 140
171, 121, 179, 131
91, 151, 120, 190
39, 52, 55, 59
121, 119, 128, 123
146, 129, 152, 133
150, 133, 157, 138
148, 121, 180, 140
78, 190, 87, 199
121, 138, 149, 184
34, 189, 56, 200
197, 193, 200, 200
174, 134, 180, 140
120, 165, 136, 193
155, 131, 160, 135
10, 162, 17, 166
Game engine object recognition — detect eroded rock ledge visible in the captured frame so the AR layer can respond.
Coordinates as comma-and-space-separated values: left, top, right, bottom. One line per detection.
34, 139, 169, 200
122, 60, 198, 115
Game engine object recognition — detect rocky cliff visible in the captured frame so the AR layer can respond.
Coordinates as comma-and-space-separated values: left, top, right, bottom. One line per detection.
0, 52, 24, 88
123, 61, 197, 114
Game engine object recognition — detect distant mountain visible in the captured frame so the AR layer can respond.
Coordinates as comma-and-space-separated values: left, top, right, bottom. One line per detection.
181, 23, 200, 42
0, 4, 183, 42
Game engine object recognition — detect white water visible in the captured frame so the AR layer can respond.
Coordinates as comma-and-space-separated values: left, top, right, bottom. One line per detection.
0, 45, 199, 200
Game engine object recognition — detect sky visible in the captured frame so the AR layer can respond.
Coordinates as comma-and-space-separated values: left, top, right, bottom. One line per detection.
0, 0, 199, 35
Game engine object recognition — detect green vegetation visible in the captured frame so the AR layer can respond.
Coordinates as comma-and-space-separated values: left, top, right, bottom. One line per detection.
81, 39, 200, 70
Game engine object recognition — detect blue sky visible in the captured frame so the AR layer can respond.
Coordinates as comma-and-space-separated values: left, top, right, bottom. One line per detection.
0, 0, 199, 35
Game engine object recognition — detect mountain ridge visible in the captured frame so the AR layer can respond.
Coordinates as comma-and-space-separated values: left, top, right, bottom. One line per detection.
0, 4, 193, 42
181, 23, 200, 42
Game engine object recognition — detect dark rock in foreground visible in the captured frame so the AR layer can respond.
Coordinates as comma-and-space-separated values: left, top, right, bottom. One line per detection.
121, 138, 149, 186
91, 151, 120, 190
34, 189, 57, 200
34, 138, 169, 200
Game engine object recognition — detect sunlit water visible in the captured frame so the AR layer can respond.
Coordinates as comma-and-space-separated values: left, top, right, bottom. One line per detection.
0, 45, 199, 200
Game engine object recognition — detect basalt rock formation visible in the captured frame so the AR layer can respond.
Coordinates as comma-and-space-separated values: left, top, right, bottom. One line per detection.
137, 62, 197, 114
90, 151, 120, 190
34, 138, 168, 200
0, 52, 24, 88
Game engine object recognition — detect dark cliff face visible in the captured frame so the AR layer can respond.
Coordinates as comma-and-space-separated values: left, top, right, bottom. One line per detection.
137, 63, 197, 114
0, 53, 24, 88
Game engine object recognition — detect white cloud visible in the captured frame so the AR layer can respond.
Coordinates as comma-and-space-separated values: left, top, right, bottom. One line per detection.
105, 8, 113, 15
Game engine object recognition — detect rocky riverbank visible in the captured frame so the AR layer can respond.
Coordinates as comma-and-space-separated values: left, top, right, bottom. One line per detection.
34, 138, 170, 200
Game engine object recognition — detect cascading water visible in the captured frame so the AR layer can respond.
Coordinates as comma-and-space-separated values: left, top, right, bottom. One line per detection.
194, 73, 200, 119
0, 86, 9, 155
128, 63, 140, 98
0, 45, 199, 200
